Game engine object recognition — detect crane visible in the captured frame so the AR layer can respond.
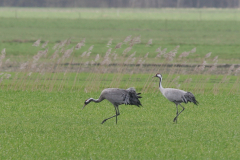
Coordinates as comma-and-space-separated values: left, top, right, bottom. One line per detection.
83, 87, 142, 124
153, 73, 198, 123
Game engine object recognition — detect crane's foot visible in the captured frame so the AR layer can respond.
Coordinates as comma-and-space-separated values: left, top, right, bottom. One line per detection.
173, 117, 178, 123
101, 119, 107, 124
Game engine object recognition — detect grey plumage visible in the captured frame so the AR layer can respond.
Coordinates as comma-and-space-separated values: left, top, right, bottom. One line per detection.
83, 87, 142, 124
153, 73, 198, 123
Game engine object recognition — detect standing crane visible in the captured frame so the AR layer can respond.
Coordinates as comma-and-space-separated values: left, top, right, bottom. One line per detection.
83, 87, 142, 124
153, 73, 199, 123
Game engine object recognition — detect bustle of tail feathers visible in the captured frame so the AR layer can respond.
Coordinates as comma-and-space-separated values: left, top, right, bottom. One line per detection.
182, 92, 199, 105
137, 92, 142, 98
125, 88, 142, 107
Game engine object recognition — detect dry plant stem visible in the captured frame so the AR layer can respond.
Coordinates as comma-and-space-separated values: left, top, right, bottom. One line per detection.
229, 77, 239, 94
44, 61, 59, 92
37, 64, 47, 91
120, 63, 130, 89
169, 64, 183, 89
18, 56, 32, 90
13, 56, 25, 90
166, 68, 176, 88
93, 63, 105, 92
30, 62, 47, 91
110, 55, 126, 88
196, 75, 205, 94
30, 67, 41, 91
24, 71, 34, 91
32, 73, 40, 91
193, 60, 207, 94
79, 61, 91, 92
143, 63, 159, 93
164, 64, 176, 88
141, 56, 152, 92
199, 77, 210, 94
110, 67, 122, 88
213, 83, 219, 95
64, 51, 76, 91
20, 71, 31, 90
34, 63, 50, 91
221, 76, 230, 91
122, 60, 135, 89
85, 68, 97, 92
25, 73, 33, 91
31, 60, 48, 91
212, 75, 220, 95
136, 63, 148, 92
49, 45, 68, 91
71, 62, 83, 92
65, 58, 75, 91
123, 65, 132, 89
49, 58, 63, 92
76, 62, 87, 92
40, 52, 61, 91
166, 59, 181, 87
94, 63, 103, 91
183, 63, 195, 91
31, 64, 46, 91
213, 76, 229, 95
9, 57, 21, 90
40, 64, 52, 91
117, 58, 130, 87
125, 60, 139, 88
89, 63, 102, 92
114, 67, 125, 88
84, 60, 101, 92
58, 57, 74, 92
110, 59, 125, 87
109, 55, 124, 88
89, 73, 100, 92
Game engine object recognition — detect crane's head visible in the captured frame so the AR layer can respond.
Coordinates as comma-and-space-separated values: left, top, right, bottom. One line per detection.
152, 73, 162, 79
82, 98, 93, 110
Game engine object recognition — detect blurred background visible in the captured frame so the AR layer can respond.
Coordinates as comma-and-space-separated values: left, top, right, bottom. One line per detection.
1, 0, 240, 8
0, 0, 239, 93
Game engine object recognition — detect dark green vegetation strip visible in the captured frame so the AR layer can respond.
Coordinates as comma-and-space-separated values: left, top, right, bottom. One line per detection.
1, 18, 240, 62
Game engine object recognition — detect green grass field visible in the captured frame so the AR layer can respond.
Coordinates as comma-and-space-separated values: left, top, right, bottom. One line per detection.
0, 8, 240, 159
1, 91, 240, 159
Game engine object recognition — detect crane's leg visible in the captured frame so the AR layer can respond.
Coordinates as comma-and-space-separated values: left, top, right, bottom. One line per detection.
115, 106, 120, 124
174, 104, 185, 123
173, 104, 178, 123
101, 105, 120, 124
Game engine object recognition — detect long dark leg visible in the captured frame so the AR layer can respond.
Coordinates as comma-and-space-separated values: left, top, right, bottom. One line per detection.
173, 104, 178, 123
101, 105, 120, 124
174, 104, 185, 123
115, 106, 120, 124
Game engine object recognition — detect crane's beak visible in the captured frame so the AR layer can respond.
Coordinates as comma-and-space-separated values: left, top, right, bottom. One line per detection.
82, 104, 86, 110
152, 75, 157, 78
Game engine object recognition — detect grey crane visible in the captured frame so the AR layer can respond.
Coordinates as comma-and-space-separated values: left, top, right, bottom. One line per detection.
153, 73, 199, 123
83, 87, 142, 124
